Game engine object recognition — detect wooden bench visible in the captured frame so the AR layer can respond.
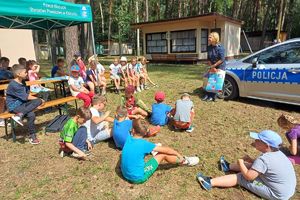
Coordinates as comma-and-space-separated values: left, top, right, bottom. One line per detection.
176, 54, 199, 64
0, 83, 78, 142
151, 54, 177, 62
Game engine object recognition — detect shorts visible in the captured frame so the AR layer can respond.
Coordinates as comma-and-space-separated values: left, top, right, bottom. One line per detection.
132, 157, 159, 184
58, 140, 72, 153
127, 107, 137, 115
92, 122, 111, 144
172, 111, 195, 130
237, 173, 277, 200
110, 74, 120, 80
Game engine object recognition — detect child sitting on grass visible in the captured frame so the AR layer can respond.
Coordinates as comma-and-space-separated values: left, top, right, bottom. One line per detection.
121, 85, 150, 119
197, 130, 296, 200
277, 114, 300, 156
171, 93, 195, 133
84, 95, 113, 145
151, 91, 172, 126
68, 65, 94, 108
109, 58, 121, 94
113, 106, 132, 149
121, 119, 199, 184
6, 64, 44, 144
59, 107, 92, 159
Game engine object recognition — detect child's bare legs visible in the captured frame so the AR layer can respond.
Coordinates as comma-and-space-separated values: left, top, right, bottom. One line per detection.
132, 107, 148, 117
211, 174, 238, 188
145, 73, 156, 86
154, 153, 182, 164
229, 162, 252, 172
113, 78, 120, 90
87, 81, 95, 93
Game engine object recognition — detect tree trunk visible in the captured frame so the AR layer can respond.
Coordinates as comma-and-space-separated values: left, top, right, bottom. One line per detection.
178, 0, 182, 18
145, 0, 149, 21
260, 1, 271, 49
108, 0, 114, 56
99, 2, 105, 35
32, 30, 40, 62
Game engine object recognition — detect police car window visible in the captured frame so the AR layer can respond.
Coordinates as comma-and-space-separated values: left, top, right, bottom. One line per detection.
257, 42, 300, 64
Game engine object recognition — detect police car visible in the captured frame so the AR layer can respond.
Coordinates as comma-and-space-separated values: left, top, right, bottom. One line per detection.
223, 38, 300, 105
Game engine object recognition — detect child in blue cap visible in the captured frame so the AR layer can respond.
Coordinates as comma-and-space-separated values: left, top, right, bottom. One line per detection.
197, 130, 296, 200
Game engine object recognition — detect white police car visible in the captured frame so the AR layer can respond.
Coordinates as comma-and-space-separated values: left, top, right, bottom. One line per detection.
223, 38, 300, 105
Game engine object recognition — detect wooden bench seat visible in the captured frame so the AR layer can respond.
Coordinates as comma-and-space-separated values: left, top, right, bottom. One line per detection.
0, 96, 78, 142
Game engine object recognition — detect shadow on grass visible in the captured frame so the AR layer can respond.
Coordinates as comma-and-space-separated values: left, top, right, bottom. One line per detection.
228, 97, 300, 112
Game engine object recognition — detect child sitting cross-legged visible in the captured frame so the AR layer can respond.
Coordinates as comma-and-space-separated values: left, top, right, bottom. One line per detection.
59, 107, 92, 159
121, 118, 199, 184
84, 95, 113, 145
170, 93, 195, 133
113, 106, 133, 149
151, 91, 172, 126
6, 64, 44, 144
197, 130, 297, 200
121, 85, 150, 119
68, 64, 94, 108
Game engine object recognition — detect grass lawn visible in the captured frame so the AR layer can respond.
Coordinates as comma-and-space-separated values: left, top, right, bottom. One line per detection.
0, 62, 299, 200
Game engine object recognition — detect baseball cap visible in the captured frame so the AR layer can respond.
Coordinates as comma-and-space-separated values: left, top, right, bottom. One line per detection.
70, 65, 80, 72
155, 91, 165, 102
250, 130, 282, 148
120, 56, 127, 62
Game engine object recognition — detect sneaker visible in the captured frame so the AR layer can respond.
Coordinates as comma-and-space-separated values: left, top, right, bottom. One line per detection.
186, 125, 194, 133
183, 156, 199, 166
137, 87, 141, 92
0, 120, 10, 127
71, 152, 80, 158
220, 156, 230, 172
29, 138, 40, 145
101, 90, 106, 95
206, 97, 214, 102
12, 115, 24, 126
59, 150, 65, 158
151, 143, 162, 156
144, 85, 149, 90
140, 85, 144, 91
201, 95, 208, 101
196, 173, 212, 191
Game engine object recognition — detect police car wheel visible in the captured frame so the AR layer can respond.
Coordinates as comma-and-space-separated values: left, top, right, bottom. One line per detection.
223, 76, 238, 100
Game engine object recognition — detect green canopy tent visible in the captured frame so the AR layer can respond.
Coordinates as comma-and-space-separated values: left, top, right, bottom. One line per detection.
0, 0, 95, 56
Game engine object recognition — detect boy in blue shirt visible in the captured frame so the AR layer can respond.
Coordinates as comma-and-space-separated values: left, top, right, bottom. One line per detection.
113, 106, 132, 149
151, 91, 172, 126
6, 64, 44, 144
121, 119, 199, 184
51, 58, 67, 78
197, 130, 296, 200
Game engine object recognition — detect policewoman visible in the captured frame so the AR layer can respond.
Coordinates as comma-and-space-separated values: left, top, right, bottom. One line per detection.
202, 32, 226, 102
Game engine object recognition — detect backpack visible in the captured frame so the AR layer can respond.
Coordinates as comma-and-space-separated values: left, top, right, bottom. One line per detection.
45, 115, 70, 133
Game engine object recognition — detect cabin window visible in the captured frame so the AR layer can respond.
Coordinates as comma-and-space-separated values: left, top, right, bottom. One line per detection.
170, 29, 196, 53
146, 32, 167, 54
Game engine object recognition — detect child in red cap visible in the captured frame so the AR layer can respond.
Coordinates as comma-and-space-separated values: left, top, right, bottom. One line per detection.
150, 91, 172, 126
120, 85, 150, 119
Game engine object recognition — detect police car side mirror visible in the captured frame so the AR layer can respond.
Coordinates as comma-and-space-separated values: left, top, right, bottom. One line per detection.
252, 58, 258, 68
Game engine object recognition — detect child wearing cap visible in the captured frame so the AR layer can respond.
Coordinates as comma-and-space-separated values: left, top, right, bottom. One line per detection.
120, 85, 150, 119
197, 130, 297, 200
121, 118, 199, 184
73, 52, 87, 80
151, 91, 172, 126
68, 65, 94, 108
119, 56, 129, 87
170, 93, 195, 133
277, 114, 300, 156
113, 106, 133, 149
109, 58, 121, 94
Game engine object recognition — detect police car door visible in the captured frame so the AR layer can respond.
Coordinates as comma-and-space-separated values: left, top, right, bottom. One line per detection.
243, 41, 300, 103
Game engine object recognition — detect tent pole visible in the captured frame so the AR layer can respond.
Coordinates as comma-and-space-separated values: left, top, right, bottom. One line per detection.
90, 22, 96, 56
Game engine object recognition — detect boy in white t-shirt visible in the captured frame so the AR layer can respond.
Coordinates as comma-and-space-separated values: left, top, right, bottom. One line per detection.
109, 58, 121, 94
84, 95, 113, 144
68, 65, 94, 108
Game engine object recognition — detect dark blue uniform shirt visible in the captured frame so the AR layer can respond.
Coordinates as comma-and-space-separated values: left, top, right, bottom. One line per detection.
207, 44, 226, 70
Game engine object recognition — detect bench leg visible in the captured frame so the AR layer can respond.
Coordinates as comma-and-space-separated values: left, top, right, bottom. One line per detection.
4, 119, 8, 141
75, 99, 78, 110
10, 118, 16, 142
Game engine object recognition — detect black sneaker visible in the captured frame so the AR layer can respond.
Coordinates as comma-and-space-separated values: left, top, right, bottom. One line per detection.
201, 95, 208, 101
